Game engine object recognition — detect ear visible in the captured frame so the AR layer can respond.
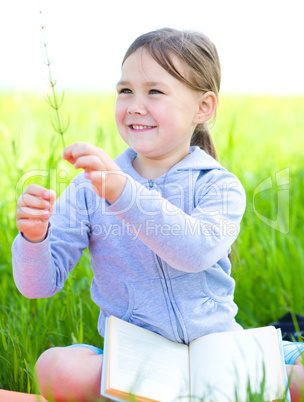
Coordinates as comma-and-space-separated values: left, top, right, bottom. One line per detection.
194, 91, 217, 124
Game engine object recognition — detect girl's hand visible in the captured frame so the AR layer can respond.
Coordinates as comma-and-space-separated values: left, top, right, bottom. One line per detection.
62, 142, 127, 204
16, 185, 56, 243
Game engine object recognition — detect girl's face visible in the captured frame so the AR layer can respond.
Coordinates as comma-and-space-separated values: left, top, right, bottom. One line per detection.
115, 49, 203, 164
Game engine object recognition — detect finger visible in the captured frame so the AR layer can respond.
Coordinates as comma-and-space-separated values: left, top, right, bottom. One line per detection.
74, 155, 103, 172
16, 206, 51, 220
18, 189, 56, 213
62, 142, 93, 164
43, 189, 57, 204
84, 171, 104, 197
23, 184, 50, 199
63, 143, 105, 164
21, 185, 56, 203
18, 193, 51, 210
62, 143, 78, 164
85, 171, 103, 181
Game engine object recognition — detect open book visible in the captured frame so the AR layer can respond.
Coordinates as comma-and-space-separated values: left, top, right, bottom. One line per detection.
100, 316, 290, 402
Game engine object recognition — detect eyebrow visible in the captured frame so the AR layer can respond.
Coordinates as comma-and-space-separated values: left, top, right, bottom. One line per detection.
116, 80, 130, 88
116, 80, 168, 88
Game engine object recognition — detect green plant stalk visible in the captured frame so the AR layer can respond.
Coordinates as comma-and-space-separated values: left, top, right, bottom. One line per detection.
40, 10, 69, 150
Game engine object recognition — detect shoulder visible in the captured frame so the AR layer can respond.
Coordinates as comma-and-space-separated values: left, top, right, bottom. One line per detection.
198, 167, 244, 189
195, 167, 246, 215
187, 147, 244, 195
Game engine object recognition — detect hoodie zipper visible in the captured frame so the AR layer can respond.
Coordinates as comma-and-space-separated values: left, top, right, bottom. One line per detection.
149, 179, 185, 342
156, 255, 185, 343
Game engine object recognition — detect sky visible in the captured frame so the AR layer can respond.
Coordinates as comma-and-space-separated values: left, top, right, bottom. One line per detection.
1, 0, 304, 94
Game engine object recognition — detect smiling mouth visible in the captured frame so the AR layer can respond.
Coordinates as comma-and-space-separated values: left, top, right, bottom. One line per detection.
129, 125, 156, 130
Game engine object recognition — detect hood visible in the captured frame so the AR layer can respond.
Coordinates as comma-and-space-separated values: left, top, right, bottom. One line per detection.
114, 146, 226, 181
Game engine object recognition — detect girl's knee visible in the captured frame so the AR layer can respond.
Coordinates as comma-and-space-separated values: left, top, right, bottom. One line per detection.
35, 346, 103, 401
35, 347, 67, 395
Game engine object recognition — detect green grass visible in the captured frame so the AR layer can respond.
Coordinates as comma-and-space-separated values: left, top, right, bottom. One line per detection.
0, 92, 303, 399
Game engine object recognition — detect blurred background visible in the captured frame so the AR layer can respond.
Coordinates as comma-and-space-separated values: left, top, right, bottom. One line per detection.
1, 0, 304, 94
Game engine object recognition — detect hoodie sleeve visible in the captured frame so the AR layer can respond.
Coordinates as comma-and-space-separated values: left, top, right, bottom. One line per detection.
12, 173, 93, 299
108, 170, 246, 273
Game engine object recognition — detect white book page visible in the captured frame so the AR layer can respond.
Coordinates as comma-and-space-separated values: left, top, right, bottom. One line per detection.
108, 317, 190, 401
189, 327, 285, 402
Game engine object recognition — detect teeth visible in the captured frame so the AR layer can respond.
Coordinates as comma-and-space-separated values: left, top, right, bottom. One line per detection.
132, 125, 153, 130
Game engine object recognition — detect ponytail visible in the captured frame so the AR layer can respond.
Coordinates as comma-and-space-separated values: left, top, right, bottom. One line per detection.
191, 123, 218, 161
191, 123, 233, 260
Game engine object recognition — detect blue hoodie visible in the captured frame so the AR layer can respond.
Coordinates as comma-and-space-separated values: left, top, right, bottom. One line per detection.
12, 146, 246, 345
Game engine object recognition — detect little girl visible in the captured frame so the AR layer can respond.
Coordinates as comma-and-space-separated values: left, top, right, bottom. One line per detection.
12, 28, 304, 401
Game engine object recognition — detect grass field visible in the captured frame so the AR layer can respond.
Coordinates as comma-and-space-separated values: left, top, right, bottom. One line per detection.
0, 92, 304, 399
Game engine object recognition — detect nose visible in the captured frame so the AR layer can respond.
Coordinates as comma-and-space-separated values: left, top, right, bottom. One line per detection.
127, 98, 147, 115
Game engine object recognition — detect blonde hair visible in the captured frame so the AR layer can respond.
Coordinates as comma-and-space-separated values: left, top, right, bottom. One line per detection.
122, 28, 221, 160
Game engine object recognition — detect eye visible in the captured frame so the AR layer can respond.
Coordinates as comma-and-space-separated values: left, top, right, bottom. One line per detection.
118, 88, 132, 94
149, 89, 163, 95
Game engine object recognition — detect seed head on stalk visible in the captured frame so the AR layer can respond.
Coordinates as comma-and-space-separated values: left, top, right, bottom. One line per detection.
40, 9, 69, 150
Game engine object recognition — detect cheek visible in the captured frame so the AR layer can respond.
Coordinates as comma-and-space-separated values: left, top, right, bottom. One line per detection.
114, 102, 124, 126
115, 102, 129, 140
151, 104, 170, 124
